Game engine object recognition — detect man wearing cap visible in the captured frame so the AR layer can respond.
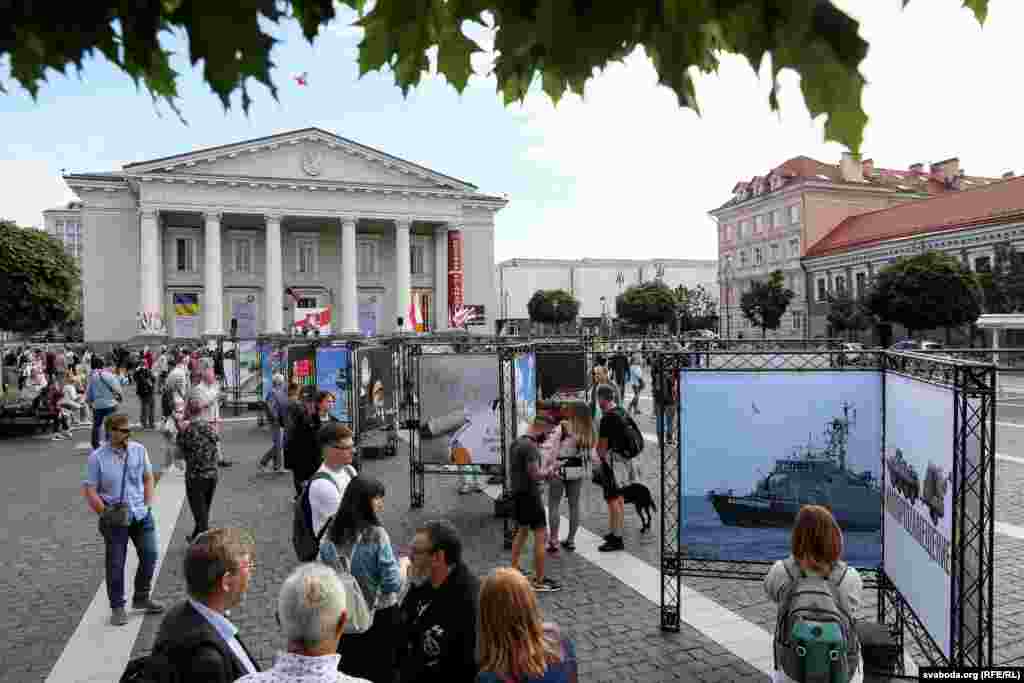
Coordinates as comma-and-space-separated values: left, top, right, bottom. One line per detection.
308, 423, 358, 538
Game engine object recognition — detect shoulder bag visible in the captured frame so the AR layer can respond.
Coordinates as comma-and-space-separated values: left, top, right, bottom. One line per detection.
99, 452, 133, 527
320, 531, 375, 634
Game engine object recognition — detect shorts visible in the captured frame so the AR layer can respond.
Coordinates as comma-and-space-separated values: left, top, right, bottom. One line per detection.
513, 491, 546, 530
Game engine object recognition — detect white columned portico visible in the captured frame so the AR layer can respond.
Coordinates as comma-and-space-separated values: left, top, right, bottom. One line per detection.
395, 219, 411, 331
203, 211, 225, 336
434, 225, 449, 330
341, 217, 359, 333
139, 208, 163, 333
265, 213, 284, 334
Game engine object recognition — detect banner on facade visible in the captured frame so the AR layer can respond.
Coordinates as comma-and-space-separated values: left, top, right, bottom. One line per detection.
358, 292, 382, 337
231, 295, 258, 338
448, 230, 464, 311
173, 293, 200, 338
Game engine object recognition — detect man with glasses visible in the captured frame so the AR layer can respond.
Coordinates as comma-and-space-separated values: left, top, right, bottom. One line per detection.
307, 423, 358, 539
152, 527, 261, 681
398, 520, 479, 683
81, 413, 165, 626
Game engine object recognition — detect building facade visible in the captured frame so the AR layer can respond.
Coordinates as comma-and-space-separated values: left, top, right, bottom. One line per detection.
803, 175, 1024, 344
709, 153, 1002, 339
495, 257, 718, 334
63, 128, 506, 342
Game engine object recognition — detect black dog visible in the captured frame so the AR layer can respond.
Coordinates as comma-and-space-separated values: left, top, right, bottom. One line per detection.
619, 483, 657, 533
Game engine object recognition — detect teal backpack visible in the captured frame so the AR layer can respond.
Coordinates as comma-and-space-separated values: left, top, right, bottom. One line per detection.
774, 557, 859, 683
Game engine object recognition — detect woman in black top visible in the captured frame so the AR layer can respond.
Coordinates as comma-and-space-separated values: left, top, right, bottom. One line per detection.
177, 398, 220, 542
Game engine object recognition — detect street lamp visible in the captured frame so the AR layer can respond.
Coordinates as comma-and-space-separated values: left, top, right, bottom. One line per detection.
721, 260, 735, 339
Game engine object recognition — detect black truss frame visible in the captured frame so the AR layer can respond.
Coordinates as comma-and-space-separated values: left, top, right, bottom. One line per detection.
654, 348, 996, 676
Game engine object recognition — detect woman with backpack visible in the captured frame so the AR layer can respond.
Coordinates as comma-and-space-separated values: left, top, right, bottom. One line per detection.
547, 402, 592, 553
318, 475, 410, 683
765, 505, 862, 683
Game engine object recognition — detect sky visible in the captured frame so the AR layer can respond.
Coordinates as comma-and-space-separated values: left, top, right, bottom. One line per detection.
2, 0, 1023, 262
680, 371, 884, 496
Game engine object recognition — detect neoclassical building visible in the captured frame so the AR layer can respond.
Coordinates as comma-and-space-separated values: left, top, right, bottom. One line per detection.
63, 127, 507, 342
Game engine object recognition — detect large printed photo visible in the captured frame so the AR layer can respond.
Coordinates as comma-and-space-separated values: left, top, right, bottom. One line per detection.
679, 371, 884, 568
419, 354, 501, 467
536, 351, 587, 400
515, 352, 536, 431
315, 347, 352, 424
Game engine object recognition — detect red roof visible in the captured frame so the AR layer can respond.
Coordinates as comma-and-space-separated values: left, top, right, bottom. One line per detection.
805, 175, 1024, 257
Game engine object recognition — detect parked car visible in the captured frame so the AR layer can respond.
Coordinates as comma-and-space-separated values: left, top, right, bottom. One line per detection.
841, 342, 865, 363
890, 339, 943, 352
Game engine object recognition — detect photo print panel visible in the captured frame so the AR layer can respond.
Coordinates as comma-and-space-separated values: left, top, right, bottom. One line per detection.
287, 345, 316, 388
678, 370, 883, 568
515, 352, 536, 431
259, 344, 286, 399
356, 347, 395, 435
419, 354, 501, 466
536, 351, 587, 400
884, 373, 956, 657
315, 347, 352, 425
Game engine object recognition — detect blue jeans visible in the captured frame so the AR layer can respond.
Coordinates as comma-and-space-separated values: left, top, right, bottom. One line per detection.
656, 403, 676, 445
98, 509, 159, 609
92, 406, 116, 449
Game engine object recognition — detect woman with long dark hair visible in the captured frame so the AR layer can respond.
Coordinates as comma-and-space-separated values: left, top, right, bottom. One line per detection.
319, 475, 409, 683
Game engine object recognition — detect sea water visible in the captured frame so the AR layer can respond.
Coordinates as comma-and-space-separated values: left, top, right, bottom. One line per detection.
681, 496, 882, 569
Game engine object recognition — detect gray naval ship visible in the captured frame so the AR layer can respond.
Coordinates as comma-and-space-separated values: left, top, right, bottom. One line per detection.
708, 402, 881, 532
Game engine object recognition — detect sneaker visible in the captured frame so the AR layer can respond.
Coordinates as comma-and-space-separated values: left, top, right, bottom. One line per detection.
532, 577, 562, 593
457, 483, 473, 495
52, 434, 66, 441
560, 539, 576, 552
603, 532, 615, 542
110, 607, 129, 626
598, 536, 625, 552
131, 597, 166, 614
257, 462, 269, 474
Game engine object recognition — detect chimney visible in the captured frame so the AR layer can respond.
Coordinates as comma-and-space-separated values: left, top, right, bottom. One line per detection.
840, 151, 863, 182
931, 157, 960, 183
861, 158, 874, 177
909, 163, 924, 174
1004, 171, 1015, 179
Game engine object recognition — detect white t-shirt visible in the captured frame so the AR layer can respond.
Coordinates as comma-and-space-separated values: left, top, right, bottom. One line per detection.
309, 464, 357, 537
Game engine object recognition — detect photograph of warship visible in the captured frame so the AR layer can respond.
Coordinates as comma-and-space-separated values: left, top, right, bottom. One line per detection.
707, 402, 881, 532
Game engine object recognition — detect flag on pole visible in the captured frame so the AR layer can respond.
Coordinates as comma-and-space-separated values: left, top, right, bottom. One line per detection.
408, 298, 421, 331
450, 305, 478, 328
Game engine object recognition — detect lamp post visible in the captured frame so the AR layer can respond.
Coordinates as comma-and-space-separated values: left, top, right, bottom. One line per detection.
722, 260, 734, 340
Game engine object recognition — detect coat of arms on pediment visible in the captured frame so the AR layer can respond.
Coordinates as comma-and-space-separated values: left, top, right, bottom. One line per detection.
301, 146, 324, 176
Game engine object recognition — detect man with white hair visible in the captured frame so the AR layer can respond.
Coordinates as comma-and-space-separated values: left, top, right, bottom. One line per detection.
236, 563, 370, 683
258, 373, 289, 474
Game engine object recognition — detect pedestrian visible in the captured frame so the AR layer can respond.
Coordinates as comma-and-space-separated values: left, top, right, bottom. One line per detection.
258, 373, 289, 473
192, 364, 232, 467
152, 527, 260, 679
286, 387, 325, 498
593, 383, 639, 552
60, 369, 87, 426
134, 362, 157, 430
46, 376, 74, 440
548, 403, 592, 552
86, 355, 123, 449
319, 476, 411, 683
652, 360, 678, 447
509, 417, 560, 592
81, 413, 165, 625
236, 562, 371, 683
628, 352, 643, 415
306, 423, 358, 539
477, 567, 578, 683
178, 398, 221, 542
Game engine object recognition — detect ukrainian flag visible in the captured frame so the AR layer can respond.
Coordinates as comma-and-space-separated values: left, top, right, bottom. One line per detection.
173, 293, 200, 316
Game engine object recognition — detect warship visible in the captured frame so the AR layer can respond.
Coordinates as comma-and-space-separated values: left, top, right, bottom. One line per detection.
707, 402, 881, 532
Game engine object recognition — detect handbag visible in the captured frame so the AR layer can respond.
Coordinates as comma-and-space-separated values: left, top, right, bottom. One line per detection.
320, 534, 374, 634
100, 452, 132, 527
559, 443, 588, 482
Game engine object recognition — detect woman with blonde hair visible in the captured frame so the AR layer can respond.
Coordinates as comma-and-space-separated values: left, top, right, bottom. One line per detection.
765, 505, 862, 683
546, 401, 592, 552
477, 568, 578, 683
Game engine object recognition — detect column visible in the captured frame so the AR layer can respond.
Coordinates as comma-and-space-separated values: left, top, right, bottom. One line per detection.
341, 217, 359, 333
264, 213, 284, 334
434, 225, 449, 330
138, 208, 164, 335
394, 219, 411, 331
203, 211, 225, 336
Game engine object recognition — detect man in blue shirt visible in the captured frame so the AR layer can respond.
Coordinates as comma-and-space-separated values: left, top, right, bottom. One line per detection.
85, 355, 123, 449
258, 373, 288, 473
81, 412, 165, 625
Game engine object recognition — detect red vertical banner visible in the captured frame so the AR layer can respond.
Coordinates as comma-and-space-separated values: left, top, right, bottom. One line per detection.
447, 230, 464, 316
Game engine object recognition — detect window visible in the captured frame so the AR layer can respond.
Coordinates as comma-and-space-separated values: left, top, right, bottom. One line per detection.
297, 239, 316, 275
792, 310, 805, 331
754, 247, 763, 266
740, 250, 749, 267
789, 238, 800, 258
789, 205, 801, 224
232, 238, 253, 274
358, 241, 378, 275
835, 275, 846, 296
754, 215, 763, 233
855, 272, 867, 297
770, 244, 779, 262
974, 256, 992, 272
773, 209, 784, 227
410, 245, 425, 275
816, 277, 827, 302
176, 237, 197, 272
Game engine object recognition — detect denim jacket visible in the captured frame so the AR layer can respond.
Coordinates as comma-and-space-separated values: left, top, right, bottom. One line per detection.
319, 525, 404, 610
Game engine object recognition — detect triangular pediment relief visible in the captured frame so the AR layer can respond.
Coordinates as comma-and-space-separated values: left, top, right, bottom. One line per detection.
123, 128, 475, 191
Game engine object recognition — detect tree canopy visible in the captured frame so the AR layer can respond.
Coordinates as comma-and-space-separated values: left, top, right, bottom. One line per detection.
527, 288, 579, 325
675, 283, 718, 333
0, 220, 81, 335
0, 1, 990, 151
976, 242, 1024, 314
826, 290, 873, 340
740, 269, 794, 339
865, 251, 981, 337
617, 280, 676, 330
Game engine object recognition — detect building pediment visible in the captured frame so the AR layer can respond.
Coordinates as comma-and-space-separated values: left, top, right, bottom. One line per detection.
122, 127, 477, 192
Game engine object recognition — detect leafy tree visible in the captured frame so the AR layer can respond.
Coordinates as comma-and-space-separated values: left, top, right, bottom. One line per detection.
616, 280, 676, 332
527, 289, 579, 332
740, 270, 795, 339
0, 2, 992, 151
675, 283, 718, 333
865, 251, 981, 341
0, 219, 81, 335
977, 242, 1024, 314
826, 291, 873, 341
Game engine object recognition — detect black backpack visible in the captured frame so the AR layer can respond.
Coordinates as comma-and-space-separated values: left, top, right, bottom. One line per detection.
609, 408, 645, 460
119, 637, 218, 683
293, 471, 341, 562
